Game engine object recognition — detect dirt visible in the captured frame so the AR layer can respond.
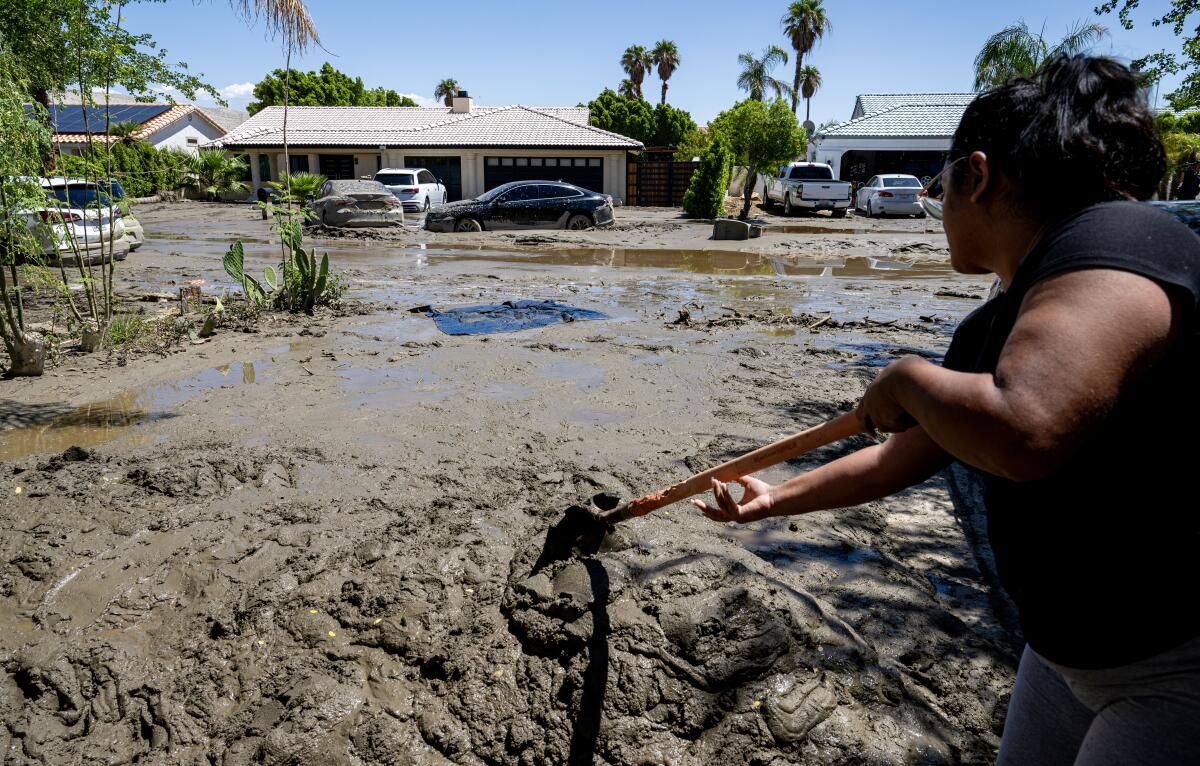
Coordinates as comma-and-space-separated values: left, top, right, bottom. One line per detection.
0, 201, 1015, 764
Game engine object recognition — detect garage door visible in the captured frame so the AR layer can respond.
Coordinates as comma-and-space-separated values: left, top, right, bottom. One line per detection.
484, 156, 603, 194
405, 156, 463, 201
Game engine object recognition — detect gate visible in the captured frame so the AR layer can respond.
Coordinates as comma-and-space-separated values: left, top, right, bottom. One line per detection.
626, 160, 698, 207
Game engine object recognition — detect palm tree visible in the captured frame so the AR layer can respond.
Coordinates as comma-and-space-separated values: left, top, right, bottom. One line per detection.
107, 120, 143, 145
797, 65, 822, 124
652, 40, 680, 105
974, 20, 1108, 90
617, 79, 638, 100
232, 0, 319, 51
736, 46, 792, 102
434, 78, 460, 107
188, 150, 249, 201
781, 0, 831, 114
267, 171, 328, 204
620, 45, 652, 100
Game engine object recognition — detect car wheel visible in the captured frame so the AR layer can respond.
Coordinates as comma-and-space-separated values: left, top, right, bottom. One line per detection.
783, 195, 792, 216
454, 217, 483, 232
831, 208, 847, 219
566, 213, 593, 230
867, 201, 877, 218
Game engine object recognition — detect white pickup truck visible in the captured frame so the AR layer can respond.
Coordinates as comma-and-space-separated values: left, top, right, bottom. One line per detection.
763, 162, 854, 217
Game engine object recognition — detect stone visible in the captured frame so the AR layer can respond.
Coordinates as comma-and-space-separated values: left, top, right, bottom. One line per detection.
713, 218, 751, 241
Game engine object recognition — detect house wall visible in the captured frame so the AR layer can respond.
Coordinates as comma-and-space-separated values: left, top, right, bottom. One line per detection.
241, 147, 629, 203
810, 137, 951, 179
143, 116, 225, 154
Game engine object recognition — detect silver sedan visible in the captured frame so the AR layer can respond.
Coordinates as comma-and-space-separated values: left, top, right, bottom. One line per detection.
310, 180, 405, 227
855, 174, 925, 218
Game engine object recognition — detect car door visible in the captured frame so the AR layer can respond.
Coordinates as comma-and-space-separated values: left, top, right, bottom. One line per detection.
859, 177, 877, 210
417, 170, 437, 205
483, 184, 532, 230
533, 184, 573, 228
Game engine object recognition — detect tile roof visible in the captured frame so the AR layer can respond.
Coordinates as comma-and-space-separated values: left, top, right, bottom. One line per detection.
820, 102, 972, 140
853, 93, 977, 119
209, 105, 642, 149
50, 104, 226, 144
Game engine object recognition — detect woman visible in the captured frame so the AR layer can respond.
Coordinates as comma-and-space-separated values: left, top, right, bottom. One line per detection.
693, 56, 1200, 764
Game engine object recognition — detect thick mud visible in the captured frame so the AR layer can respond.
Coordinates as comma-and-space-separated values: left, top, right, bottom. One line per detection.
1, 201, 1015, 764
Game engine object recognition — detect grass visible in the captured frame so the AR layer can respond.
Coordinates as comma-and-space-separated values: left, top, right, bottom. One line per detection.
105, 314, 150, 347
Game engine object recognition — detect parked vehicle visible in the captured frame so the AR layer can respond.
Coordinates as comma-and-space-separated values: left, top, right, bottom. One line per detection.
763, 162, 853, 217
374, 168, 448, 212
12, 177, 130, 266
309, 180, 405, 227
42, 177, 145, 250
855, 174, 925, 218
423, 181, 614, 233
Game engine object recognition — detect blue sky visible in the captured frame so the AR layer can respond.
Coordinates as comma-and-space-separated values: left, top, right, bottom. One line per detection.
124, 0, 1186, 123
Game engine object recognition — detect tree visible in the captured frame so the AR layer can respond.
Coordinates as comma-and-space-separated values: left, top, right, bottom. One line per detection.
797, 65, 822, 124
434, 78, 460, 107
651, 40, 680, 105
711, 99, 807, 220
737, 46, 792, 102
651, 102, 697, 147
620, 45, 652, 99
674, 127, 712, 161
587, 88, 655, 145
107, 119, 141, 144
188, 149, 249, 201
682, 133, 733, 218
247, 62, 414, 114
618, 79, 638, 99
267, 171, 327, 204
1097, 1, 1200, 109
781, 0, 831, 114
973, 20, 1108, 91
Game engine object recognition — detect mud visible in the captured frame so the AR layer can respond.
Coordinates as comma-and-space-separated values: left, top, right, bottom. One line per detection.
0, 201, 1015, 764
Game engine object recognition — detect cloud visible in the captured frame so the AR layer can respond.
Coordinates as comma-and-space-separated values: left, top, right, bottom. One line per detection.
400, 93, 439, 108
220, 82, 256, 100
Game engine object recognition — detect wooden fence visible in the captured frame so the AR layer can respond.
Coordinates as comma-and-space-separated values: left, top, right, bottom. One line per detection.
626, 160, 698, 207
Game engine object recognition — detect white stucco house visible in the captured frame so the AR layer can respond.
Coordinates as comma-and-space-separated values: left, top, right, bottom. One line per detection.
206, 93, 643, 203
46, 103, 228, 155
809, 93, 976, 184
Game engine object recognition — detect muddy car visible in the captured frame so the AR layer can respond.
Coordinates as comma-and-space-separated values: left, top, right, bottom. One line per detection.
309, 180, 405, 227
424, 180, 614, 233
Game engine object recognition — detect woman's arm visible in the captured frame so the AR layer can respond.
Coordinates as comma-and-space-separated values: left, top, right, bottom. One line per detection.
857, 269, 1184, 481
692, 426, 951, 522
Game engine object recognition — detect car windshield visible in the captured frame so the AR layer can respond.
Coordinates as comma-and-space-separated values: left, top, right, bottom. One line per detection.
882, 177, 921, 188
789, 166, 834, 180
47, 184, 115, 208
376, 173, 416, 186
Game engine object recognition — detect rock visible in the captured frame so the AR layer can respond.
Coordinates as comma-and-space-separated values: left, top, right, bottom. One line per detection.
713, 218, 752, 241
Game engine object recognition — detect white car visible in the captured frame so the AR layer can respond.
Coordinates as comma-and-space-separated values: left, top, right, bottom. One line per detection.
855, 174, 925, 218
374, 167, 448, 213
42, 177, 144, 250
13, 177, 129, 266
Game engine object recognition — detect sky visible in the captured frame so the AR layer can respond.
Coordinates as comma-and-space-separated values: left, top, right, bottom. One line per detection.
122, 0, 1187, 124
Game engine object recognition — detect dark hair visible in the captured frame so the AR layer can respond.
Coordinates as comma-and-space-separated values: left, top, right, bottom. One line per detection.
950, 55, 1165, 218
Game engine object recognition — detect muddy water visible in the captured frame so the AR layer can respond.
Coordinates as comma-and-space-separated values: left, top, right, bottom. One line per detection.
0, 362, 262, 460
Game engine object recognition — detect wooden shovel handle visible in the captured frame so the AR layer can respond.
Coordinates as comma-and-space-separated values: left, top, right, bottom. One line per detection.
624, 411, 864, 518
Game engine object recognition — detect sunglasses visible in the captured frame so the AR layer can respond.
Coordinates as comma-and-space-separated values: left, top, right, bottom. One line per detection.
918, 155, 969, 221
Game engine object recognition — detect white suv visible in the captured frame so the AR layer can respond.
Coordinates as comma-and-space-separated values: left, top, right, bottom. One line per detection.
374, 167, 448, 212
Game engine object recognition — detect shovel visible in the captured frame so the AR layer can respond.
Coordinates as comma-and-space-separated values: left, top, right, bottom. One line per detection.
534, 412, 865, 573
591, 411, 864, 526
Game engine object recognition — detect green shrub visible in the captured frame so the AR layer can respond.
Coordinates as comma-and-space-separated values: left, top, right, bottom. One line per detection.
682, 133, 733, 218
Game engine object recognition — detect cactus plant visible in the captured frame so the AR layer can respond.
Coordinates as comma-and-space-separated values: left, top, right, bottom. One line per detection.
223, 226, 336, 314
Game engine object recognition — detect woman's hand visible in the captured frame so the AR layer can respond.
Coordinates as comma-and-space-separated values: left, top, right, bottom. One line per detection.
691, 476, 775, 523
856, 356, 925, 434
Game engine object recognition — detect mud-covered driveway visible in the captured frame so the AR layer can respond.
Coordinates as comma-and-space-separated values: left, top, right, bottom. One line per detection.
0, 202, 1016, 764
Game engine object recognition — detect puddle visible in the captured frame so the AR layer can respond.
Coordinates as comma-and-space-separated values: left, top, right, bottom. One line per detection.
0, 362, 262, 460
763, 224, 928, 236
538, 360, 605, 391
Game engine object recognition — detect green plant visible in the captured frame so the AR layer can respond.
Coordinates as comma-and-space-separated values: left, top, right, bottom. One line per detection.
682, 133, 733, 218
1098, 1, 1200, 109
587, 88, 655, 144
105, 313, 148, 346
108, 119, 142, 144
267, 171, 327, 204
434, 77, 460, 106
737, 46, 792, 102
651, 40, 680, 105
651, 103, 696, 147
223, 241, 271, 306
797, 66, 822, 124
189, 149, 250, 201
247, 61, 415, 114
974, 20, 1108, 91
620, 45, 652, 100
711, 98, 807, 219
224, 222, 334, 314
782, 0, 832, 114
674, 128, 712, 161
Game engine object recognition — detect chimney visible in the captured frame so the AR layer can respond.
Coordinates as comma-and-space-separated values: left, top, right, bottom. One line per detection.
451, 90, 473, 114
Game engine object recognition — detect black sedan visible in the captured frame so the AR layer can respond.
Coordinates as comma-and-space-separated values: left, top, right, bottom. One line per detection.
423, 180, 615, 232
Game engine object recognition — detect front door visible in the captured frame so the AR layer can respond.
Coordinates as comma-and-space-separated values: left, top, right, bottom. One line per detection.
319, 155, 355, 180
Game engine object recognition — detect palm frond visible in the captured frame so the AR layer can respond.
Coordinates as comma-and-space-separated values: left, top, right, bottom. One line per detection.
1052, 21, 1109, 57
233, 0, 320, 52
973, 21, 1043, 90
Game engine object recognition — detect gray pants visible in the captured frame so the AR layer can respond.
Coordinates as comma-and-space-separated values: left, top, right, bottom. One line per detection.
997, 638, 1200, 765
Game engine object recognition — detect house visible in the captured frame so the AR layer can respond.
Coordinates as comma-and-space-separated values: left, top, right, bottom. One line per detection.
809, 93, 976, 184
42, 103, 228, 155
206, 92, 643, 202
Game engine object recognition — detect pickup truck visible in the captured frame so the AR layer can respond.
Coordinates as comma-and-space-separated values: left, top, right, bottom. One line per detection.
763, 162, 854, 217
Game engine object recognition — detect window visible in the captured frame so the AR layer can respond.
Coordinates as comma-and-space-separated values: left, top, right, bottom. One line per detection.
531, 158, 543, 166
289, 155, 309, 173
376, 173, 416, 186
501, 158, 514, 166
866, 177, 879, 187
186, 137, 199, 147
516, 158, 528, 166
545, 158, 558, 167
539, 184, 581, 199
258, 155, 272, 183
882, 176, 922, 188
498, 184, 536, 202
418, 170, 437, 184
587, 158, 601, 167
788, 165, 833, 181
487, 157, 499, 166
